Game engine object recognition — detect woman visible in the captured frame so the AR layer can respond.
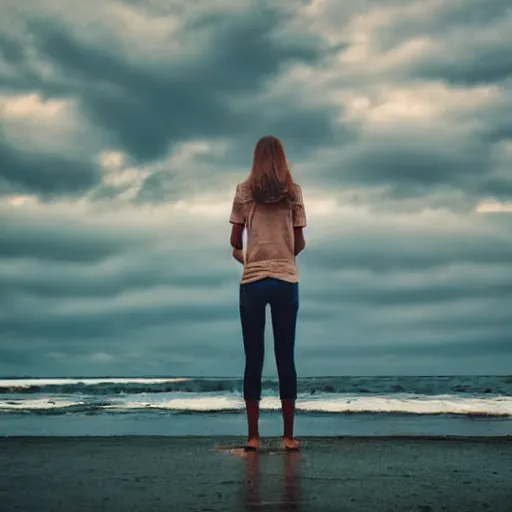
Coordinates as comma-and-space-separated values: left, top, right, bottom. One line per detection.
229, 135, 307, 451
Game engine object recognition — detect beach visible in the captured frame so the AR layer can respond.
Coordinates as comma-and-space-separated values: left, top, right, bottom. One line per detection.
1, 436, 511, 511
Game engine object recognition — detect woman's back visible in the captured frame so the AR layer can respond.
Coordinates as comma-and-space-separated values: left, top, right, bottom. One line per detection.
230, 180, 306, 284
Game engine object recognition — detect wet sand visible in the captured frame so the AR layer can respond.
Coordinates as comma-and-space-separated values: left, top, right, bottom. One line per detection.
0, 436, 511, 511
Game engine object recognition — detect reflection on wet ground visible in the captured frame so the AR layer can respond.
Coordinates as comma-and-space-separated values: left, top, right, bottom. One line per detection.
242, 449, 301, 511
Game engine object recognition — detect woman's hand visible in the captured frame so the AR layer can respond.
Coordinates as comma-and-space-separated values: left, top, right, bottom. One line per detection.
232, 248, 244, 264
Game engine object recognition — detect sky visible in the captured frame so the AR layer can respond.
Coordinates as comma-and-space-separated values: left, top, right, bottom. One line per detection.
0, 0, 511, 378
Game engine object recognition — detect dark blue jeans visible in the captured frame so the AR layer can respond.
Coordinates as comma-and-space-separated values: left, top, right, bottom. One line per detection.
239, 278, 299, 400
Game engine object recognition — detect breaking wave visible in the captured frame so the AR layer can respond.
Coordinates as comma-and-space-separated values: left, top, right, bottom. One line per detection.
1, 375, 511, 396
1, 394, 511, 418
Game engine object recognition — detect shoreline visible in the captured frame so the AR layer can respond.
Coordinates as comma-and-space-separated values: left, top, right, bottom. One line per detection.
2, 410, 511, 437
3, 433, 512, 440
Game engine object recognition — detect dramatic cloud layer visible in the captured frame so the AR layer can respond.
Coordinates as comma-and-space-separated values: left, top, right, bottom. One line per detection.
1, 0, 511, 377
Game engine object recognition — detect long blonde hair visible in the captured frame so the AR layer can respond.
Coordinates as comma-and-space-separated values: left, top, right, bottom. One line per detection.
247, 135, 297, 204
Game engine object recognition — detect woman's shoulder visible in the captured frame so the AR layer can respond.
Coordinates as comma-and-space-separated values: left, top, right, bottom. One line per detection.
236, 180, 254, 203
291, 182, 304, 203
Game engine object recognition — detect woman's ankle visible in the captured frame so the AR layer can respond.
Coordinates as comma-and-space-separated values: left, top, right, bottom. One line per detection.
281, 398, 295, 440
245, 399, 260, 440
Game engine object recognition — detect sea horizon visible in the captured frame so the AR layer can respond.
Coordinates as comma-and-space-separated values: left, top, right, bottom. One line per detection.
1, 373, 510, 379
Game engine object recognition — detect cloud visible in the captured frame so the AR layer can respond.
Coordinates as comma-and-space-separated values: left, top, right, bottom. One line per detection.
1, 203, 147, 263
0, 139, 100, 196
375, 0, 512, 85
0, 91, 104, 196
23, 3, 336, 161
0, 0, 511, 376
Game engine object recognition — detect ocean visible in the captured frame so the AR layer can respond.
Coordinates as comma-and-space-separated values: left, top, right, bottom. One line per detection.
1, 375, 511, 437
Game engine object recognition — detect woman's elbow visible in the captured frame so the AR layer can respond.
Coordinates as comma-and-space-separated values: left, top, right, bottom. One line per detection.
230, 224, 244, 250
293, 228, 306, 255
294, 239, 306, 256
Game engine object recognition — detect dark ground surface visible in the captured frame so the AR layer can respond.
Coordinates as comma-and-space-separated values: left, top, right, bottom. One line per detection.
0, 436, 511, 511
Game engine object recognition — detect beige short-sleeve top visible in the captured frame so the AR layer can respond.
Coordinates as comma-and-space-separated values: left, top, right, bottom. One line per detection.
229, 180, 307, 284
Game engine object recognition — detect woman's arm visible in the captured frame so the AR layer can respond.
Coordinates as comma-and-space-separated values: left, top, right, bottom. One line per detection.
230, 223, 243, 250
294, 227, 306, 256
230, 223, 244, 264
232, 248, 244, 264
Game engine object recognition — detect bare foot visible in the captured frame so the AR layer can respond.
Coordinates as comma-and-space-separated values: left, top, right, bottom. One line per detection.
244, 437, 259, 451
283, 437, 300, 451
